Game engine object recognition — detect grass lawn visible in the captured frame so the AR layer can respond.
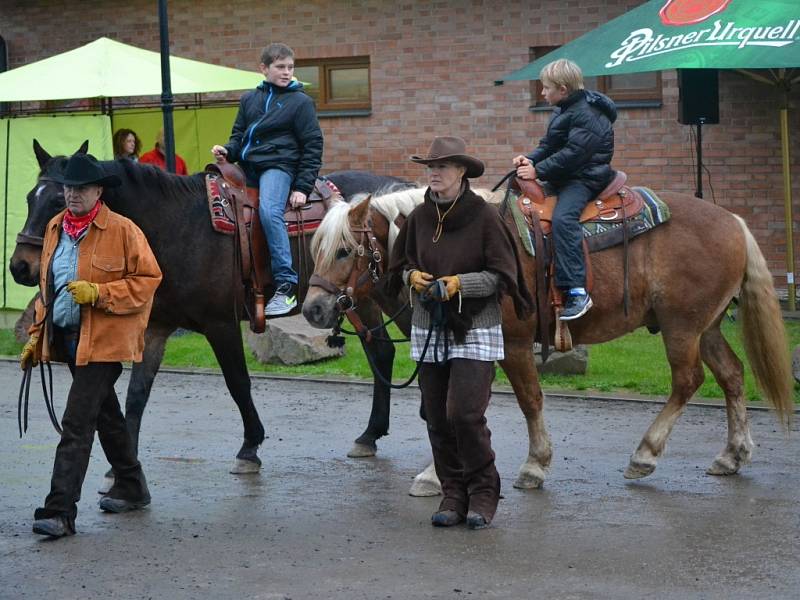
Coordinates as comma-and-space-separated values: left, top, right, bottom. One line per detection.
3, 319, 798, 402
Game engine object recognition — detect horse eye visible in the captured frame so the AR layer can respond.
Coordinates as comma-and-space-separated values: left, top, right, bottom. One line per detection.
335, 247, 352, 260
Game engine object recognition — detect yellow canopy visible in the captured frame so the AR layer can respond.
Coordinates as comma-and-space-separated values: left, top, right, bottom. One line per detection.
0, 37, 264, 101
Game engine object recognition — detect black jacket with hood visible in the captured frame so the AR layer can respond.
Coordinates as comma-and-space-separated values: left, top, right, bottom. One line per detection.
224, 80, 323, 195
527, 89, 617, 191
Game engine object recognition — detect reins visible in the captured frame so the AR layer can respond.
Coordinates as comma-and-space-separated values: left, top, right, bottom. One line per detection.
309, 212, 450, 389
18, 283, 68, 438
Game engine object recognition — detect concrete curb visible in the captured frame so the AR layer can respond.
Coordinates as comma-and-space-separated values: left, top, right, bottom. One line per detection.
3, 356, 793, 413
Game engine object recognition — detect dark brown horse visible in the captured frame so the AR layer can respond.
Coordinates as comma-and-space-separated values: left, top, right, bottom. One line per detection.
10, 140, 411, 481
303, 185, 794, 491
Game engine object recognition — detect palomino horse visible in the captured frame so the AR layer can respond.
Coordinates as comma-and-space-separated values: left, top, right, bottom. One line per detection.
9, 140, 410, 479
303, 185, 793, 490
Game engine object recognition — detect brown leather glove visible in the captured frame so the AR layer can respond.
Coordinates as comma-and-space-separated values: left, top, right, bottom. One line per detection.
409, 270, 434, 294
20, 334, 39, 370
438, 275, 460, 301
67, 280, 99, 305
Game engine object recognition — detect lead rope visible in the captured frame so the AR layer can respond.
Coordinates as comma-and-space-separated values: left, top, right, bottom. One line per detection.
18, 283, 68, 437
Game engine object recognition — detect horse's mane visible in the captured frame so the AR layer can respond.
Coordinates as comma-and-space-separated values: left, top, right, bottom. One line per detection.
312, 185, 504, 273
371, 185, 504, 253
102, 159, 206, 207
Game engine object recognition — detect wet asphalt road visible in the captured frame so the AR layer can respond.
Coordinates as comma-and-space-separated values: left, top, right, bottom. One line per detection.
0, 360, 798, 600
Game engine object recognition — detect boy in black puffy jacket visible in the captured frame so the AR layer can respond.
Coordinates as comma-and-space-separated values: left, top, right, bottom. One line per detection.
212, 43, 323, 317
513, 58, 617, 320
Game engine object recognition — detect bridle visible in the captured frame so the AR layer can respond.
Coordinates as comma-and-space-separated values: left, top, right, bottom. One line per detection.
15, 175, 64, 248
308, 216, 387, 343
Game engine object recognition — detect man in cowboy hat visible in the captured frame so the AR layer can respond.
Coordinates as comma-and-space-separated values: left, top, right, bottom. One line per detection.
391, 136, 531, 530
20, 152, 162, 538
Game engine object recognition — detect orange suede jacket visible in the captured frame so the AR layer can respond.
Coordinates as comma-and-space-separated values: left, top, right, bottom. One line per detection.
30, 203, 162, 366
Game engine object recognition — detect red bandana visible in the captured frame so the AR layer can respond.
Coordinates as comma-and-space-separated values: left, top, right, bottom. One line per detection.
62, 201, 102, 240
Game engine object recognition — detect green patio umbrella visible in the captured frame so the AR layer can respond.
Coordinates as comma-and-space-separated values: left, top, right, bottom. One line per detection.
498, 0, 800, 306
0, 37, 266, 101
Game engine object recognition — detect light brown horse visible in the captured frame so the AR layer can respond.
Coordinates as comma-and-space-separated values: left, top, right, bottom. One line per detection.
303, 185, 793, 490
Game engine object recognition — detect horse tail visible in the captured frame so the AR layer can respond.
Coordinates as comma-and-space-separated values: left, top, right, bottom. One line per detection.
734, 215, 794, 428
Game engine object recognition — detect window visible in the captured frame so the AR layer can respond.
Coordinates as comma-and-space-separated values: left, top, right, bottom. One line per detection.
529, 46, 662, 108
295, 57, 371, 114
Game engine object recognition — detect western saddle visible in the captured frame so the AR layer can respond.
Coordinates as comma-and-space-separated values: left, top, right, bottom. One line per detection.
204, 161, 339, 333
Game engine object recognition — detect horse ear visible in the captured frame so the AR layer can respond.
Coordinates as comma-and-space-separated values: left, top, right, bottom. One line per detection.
349, 194, 372, 224
32, 139, 52, 168
76, 140, 89, 154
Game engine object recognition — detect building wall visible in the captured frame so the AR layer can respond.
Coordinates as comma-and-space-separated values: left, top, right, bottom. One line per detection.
3, 0, 799, 282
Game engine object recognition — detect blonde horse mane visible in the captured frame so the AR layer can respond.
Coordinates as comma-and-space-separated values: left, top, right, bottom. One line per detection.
311, 185, 506, 275
369, 186, 505, 253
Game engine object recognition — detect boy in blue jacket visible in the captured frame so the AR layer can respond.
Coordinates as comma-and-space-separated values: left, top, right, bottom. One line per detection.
513, 58, 617, 320
213, 43, 323, 316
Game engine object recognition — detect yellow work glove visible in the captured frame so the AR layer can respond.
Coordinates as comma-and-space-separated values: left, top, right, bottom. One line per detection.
409, 270, 434, 294
67, 280, 99, 306
20, 334, 39, 370
438, 275, 460, 301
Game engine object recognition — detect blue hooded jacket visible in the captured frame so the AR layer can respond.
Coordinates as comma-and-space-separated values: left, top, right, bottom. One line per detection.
224, 80, 324, 194
527, 89, 617, 191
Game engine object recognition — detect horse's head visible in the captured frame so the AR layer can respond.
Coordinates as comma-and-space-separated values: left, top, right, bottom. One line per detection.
303, 194, 385, 329
9, 139, 88, 286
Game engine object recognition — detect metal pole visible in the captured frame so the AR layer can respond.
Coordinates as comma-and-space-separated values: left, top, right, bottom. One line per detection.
780, 106, 795, 310
158, 0, 176, 173
695, 119, 704, 199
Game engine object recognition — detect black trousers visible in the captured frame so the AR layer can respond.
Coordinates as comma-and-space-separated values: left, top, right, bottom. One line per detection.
551, 180, 596, 290
34, 359, 148, 525
419, 359, 500, 521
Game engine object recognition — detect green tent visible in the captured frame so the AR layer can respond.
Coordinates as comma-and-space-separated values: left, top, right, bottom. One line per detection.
0, 37, 263, 101
497, 0, 800, 306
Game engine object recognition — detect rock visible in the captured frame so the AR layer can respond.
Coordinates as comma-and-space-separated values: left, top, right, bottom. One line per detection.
534, 343, 588, 375
792, 345, 800, 384
245, 314, 344, 365
14, 294, 39, 344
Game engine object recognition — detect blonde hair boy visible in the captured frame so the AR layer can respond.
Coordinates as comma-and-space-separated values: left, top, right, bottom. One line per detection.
539, 58, 585, 94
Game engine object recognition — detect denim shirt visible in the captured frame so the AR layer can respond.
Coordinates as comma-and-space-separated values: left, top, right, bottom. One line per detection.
51, 228, 85, 331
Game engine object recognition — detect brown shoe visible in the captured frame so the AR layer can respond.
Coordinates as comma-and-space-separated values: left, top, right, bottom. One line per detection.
431, 510, 464, 527
466, 511, 490, 530
32, 516, 75, 538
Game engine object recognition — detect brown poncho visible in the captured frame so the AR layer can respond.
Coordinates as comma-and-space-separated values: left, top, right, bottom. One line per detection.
389, 183, 532, 341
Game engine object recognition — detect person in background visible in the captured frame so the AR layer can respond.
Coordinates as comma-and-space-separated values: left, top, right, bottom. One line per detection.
139, 128, 188, 175
211, 42, 323, 317
112, 128, 141, 161
512, 58, 616, 321
20, 153, 162, 538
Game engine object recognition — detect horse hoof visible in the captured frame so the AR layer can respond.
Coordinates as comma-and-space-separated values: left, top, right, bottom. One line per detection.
97, 475, 115, 495
347, 442, 377, 458
706, 456, 740, 476
514, 463, 546, 489
230, 459, 261, 474
624, 460, 656, 479
409, 476, 442, 497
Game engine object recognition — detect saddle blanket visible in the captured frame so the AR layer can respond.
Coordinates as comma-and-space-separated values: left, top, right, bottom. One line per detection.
206, 174, 339, 238
510, 186, 671, 256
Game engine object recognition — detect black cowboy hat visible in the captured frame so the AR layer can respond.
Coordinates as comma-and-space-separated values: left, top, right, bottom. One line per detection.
52, 153, 121, 188
410, 136, 485, 178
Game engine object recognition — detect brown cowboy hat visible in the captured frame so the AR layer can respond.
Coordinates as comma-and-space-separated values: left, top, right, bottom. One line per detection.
410, 136, 484, 178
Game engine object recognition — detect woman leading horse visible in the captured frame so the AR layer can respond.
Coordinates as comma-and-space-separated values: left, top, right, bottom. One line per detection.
390, 136, 532, 529
304, 156, 794, 496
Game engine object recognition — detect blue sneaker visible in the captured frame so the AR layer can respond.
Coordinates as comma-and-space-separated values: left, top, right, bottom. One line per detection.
560, 291, 592, 321
265, 282, 297, 317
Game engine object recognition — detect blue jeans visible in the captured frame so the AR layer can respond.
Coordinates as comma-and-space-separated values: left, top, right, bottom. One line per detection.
258, 169, 297, 286
551, 180, 595, 290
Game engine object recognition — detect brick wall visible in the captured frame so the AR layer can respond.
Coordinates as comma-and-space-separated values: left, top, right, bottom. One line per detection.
3, 0, 799, 283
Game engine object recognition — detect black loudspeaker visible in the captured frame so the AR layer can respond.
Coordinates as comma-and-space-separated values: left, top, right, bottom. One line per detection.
0, 36, 7, 116
677, 69, 719, 125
